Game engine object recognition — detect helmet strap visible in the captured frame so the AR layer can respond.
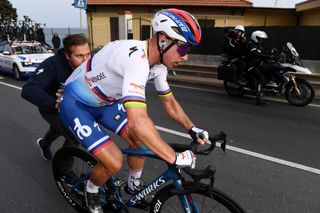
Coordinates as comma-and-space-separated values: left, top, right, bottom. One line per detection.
157, 32, 175, 64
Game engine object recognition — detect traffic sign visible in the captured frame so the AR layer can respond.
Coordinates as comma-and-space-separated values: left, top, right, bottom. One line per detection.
74, 0, 87, 9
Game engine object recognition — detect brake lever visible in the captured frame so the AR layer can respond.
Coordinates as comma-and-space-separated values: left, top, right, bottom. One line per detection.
211, 131, 227, 153
190, 131, 227, 155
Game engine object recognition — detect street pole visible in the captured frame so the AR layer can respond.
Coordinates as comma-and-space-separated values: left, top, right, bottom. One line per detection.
80, 8, 82, 34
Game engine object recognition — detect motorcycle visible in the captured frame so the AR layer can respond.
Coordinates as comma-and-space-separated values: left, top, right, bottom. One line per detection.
219, 42, 315, 106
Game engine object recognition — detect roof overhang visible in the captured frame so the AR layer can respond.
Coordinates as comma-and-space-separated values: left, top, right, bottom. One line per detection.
87, 0, 253, 7
296, 0, 320, 12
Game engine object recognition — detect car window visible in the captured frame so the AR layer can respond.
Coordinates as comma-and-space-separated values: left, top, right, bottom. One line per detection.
11, 45, 50, 54
17, 45, 49, 54
0, 44, 4, 53
4, 45, 11, 53
13, 47, 23, 55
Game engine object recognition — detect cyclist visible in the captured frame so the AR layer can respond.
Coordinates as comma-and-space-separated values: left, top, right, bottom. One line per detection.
21, 34, 91, 184
59, 8, 209, 213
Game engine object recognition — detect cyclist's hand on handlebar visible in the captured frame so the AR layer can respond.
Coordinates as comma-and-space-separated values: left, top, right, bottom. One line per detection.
175, 150, 196, 169
189, 126, 209, 144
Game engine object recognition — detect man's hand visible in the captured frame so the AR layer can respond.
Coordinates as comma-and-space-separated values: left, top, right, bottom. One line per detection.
175, 150, 196, 169
55, 88, 63, 109
188, 126, 209, 144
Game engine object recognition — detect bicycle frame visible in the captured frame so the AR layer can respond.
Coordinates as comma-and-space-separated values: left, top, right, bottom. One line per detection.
65, 147, 197, 212
114, 148, 198, 212
53, 132, 246, 213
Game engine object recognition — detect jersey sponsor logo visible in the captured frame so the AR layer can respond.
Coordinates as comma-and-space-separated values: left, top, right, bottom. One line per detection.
36, 68, 44, 75
129, 83, 145, 96
114, 114, 122, 121
118, 103, 125, 112
148, 72, 156, 79
129, 46, 138, 57
73, 118, 92, 140
89, 72, 106, 83
141, 48, 146, 59
93, 121, 101, 132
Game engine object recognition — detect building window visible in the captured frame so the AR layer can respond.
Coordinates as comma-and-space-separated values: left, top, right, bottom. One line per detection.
198, 19, 215, 28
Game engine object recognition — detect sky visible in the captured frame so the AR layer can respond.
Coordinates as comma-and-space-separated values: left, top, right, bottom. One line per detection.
8, 0, 87, 28
8, 0, 307, 28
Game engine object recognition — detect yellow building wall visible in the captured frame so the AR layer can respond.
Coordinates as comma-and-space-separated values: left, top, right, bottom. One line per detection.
87, 7, 317, 47
90, 13, 110, 47
243, 10, 296, 26
299, 8, 320, 26
130, 13, 153, 40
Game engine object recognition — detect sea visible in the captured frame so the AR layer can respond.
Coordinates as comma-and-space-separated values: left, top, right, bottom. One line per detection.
43, 28, 88, 47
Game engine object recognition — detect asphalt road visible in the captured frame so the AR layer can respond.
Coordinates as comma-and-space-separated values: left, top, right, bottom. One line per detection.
0, 74, 319, 213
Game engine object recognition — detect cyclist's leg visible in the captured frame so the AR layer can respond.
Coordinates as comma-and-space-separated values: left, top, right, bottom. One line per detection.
60, 93, 123, 184
97, 101, 146, 189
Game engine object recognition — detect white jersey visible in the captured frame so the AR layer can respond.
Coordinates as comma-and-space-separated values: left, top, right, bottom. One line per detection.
65, 40, 172, 107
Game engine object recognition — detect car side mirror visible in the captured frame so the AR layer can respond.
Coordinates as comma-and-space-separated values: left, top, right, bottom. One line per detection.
2, 51, 11, 55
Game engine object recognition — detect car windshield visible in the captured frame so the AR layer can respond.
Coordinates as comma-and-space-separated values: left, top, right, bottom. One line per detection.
13, 45, 49, 55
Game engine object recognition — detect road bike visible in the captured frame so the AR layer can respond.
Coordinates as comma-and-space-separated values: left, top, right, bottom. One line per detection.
52, 131, 245, 212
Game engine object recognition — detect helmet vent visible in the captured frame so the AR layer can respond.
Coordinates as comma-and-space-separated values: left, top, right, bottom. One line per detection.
172, 27, 183, 37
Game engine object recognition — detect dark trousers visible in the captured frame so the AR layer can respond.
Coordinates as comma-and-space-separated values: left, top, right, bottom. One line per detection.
247, 66, 265, 95
261, 63, 284, 83
234, 59, 247, 80
40, 110, 78, 173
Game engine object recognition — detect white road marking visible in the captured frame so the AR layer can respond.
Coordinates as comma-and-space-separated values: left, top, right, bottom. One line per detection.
0, 81, 22, 90
1, 79, 320, 174
156, 125, 320, 175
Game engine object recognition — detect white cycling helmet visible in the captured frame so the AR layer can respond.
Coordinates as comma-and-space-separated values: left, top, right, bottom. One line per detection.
151, 8, 201, 46
251, 30, 268, 43
234, 25, 245, 32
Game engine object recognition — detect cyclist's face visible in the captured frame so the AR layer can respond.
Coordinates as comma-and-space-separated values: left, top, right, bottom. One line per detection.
162, 40, 189, 69
66, 43, 91, 69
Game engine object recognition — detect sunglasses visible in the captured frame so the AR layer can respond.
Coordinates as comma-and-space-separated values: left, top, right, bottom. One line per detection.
176, 42, 191, 57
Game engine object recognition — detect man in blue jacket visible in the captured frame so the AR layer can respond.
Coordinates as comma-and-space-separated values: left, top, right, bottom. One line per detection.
21, 34, 91, 171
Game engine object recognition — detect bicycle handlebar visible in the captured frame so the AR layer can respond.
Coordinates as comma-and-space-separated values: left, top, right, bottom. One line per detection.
170, 131, 227, 155
169, 131, 227, 195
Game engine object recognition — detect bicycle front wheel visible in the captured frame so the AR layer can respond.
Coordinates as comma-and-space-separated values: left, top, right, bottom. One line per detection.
150, 182, 245, 213
52, 146, 98, 212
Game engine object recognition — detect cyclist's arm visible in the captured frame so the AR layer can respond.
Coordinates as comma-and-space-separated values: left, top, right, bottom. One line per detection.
160, 94, 193, 131
121, 52, 176, 164
125, 106, 176, 164
153, 67, 193, 131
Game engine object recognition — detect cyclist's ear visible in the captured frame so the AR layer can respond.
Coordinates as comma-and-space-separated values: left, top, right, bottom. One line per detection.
159, 41, 167, 47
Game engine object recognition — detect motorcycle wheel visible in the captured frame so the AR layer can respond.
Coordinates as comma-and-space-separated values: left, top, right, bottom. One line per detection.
224, 80, 245, 97
285, 78, 315, 106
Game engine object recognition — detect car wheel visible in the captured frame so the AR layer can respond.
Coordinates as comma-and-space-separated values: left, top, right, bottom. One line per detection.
13, 64, 22, 80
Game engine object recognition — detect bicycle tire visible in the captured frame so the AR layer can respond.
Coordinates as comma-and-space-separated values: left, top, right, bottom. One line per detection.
150, 181, 245, 213
52, 146, 98, 212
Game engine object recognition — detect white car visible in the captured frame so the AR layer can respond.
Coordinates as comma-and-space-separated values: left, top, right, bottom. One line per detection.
0, 41, 54, 80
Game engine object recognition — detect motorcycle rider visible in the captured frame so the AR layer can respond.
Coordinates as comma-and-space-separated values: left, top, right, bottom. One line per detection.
223, 25, 247, 83
245, 30, 269, 105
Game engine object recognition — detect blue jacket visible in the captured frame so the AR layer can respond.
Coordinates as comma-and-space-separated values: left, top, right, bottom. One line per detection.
21, 49, 73, 112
